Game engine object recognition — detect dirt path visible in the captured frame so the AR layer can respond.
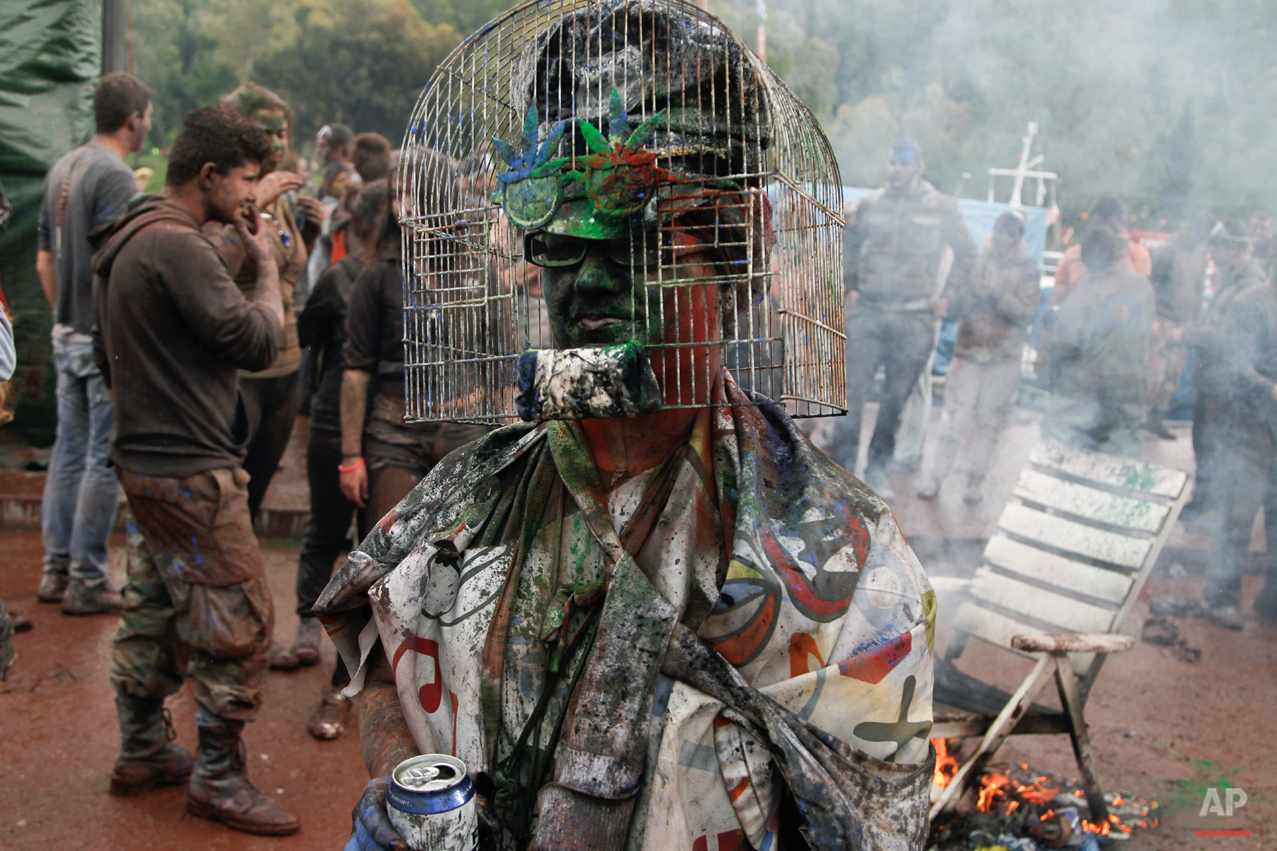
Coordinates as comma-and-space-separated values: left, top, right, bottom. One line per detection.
3, 469, 1276, 849
936, 568, 1277, 851
1, 531, 368, 850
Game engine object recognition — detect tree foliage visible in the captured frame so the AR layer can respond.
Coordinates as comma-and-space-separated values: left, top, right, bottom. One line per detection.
132, 0, 516, 149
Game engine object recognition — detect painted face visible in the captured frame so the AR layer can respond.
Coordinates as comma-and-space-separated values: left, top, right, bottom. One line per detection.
537, 231, 723, 404
252, 108, 290, 170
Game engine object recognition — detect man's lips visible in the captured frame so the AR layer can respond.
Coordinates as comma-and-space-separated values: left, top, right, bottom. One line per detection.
577, 316, 630, 331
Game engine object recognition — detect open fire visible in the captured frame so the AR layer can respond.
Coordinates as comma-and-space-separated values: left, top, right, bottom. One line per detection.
929, 739, 1159, 848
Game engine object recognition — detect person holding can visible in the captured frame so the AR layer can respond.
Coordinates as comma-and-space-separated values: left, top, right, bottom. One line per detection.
318, 5, 936, 850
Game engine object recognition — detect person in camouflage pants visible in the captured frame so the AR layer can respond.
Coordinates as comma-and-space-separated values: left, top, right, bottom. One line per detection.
111, 468, 273, 723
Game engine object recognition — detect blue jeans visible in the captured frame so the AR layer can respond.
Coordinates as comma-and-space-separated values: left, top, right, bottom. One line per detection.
41, 332, 121, 585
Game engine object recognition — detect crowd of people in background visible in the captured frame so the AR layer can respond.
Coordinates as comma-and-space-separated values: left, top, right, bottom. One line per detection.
0, 70, 480, 837
839, 138, 1277, 633
1, 64, 1277, 837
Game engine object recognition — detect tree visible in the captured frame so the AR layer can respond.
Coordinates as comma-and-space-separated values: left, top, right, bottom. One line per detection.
251, 0, 462, 144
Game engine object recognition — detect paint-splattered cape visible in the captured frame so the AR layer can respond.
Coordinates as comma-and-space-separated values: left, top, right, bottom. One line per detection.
317, 377, 936, 851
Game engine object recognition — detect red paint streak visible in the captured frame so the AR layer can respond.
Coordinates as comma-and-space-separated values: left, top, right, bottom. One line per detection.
837, 632, 912, 684
727, 776, 750, 803
712, 593, 776, 665
716, 829, 745, 851
391, 636, 444, 714
763, 531, 852, 617
789, 632, 825, 677
377, 508, 399, 532
692, 837, 708, 851
1196, 830, 1250, 837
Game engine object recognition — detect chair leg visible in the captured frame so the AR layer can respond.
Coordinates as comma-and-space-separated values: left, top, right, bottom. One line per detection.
1054, 653, 1110, 824
931, 654, 1057, 819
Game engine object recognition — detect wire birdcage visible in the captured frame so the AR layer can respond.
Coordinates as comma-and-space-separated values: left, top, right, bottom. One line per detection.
399, 0, 845, 423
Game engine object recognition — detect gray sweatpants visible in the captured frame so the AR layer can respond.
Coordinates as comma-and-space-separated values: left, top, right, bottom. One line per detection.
920, 355, 1021, 487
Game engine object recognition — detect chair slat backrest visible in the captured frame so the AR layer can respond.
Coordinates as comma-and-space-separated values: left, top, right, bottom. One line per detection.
952, 437, 1192, 693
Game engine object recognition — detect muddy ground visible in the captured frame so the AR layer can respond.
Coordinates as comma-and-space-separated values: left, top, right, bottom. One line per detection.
0, 531, 367, 850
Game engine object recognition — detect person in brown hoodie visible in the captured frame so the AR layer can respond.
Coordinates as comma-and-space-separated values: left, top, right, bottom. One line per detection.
92, 105, 299, 836
917, 210, 1040, 503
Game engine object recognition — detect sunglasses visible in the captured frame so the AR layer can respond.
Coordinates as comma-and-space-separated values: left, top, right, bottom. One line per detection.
524, 231, 666, 269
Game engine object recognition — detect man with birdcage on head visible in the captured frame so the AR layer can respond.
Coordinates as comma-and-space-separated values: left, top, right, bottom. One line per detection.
317, 2, 936, 849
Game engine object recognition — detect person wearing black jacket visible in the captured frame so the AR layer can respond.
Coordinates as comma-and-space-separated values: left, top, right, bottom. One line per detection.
270, 181, 384, 741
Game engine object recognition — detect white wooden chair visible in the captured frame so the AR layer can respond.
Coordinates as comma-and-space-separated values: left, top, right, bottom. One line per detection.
929, 437, 1192, 821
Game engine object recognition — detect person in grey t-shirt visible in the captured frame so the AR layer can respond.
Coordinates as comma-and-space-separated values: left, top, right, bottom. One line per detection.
34, 72, 152, 615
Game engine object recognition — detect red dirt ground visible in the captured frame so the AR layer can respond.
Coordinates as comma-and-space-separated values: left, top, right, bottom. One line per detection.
0, 531, 368, 850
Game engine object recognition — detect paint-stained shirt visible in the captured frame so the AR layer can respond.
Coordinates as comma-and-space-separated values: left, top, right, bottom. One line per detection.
318, 374, 936, 851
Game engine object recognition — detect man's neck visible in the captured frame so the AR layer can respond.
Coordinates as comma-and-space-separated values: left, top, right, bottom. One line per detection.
580, 407, 699, 480
160, 184, 210, 225
93, 132, 135, 163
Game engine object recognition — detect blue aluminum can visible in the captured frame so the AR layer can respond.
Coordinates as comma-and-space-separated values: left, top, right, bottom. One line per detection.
387, 754, 478, 851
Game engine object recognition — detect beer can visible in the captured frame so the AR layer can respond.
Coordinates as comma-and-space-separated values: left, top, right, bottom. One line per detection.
387, 754, 478, 851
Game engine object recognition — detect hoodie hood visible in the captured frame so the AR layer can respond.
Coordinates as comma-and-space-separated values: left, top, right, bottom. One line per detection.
92, 194, 201, 283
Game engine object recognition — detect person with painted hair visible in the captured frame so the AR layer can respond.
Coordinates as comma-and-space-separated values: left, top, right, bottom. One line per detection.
833, 137, 977, 497
318, 4, 935, 850
210, 83, 324, 532
917, 210, 1040, 504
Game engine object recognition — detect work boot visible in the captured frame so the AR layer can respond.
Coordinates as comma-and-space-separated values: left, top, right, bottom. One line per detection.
187, 707, 301, 836
1146, 412, 1176, 440
307, 687, 352, 741
288, 617, 323, 667
109, 692, 195, 795
268, 640, 300, 671
61, 579, 124, 615
915, 475, 941, 501
36, 567, 69, 603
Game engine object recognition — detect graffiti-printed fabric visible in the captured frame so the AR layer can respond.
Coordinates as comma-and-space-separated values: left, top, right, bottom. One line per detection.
317, 375, 936, 850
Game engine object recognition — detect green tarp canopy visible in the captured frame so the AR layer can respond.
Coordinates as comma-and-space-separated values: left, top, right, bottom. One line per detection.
0, 0, 100, 444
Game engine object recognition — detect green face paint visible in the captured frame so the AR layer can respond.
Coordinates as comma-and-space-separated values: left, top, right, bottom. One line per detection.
253, 108, 289, 157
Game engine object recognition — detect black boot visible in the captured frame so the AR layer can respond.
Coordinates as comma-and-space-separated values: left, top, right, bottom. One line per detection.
186, 706, 300, 836
109, 691, 195, 795
1146, 411, 1176, 440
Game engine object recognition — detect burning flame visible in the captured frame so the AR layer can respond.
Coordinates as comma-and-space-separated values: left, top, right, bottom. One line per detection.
932, 738, 960, 788
977, 772, 1011, 812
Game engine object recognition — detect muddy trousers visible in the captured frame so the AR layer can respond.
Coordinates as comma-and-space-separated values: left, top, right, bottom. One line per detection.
829, 306, 936, 474
920, 355, 1021, 488
1204, 411, 1277, 611
110, 467, 272, 721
